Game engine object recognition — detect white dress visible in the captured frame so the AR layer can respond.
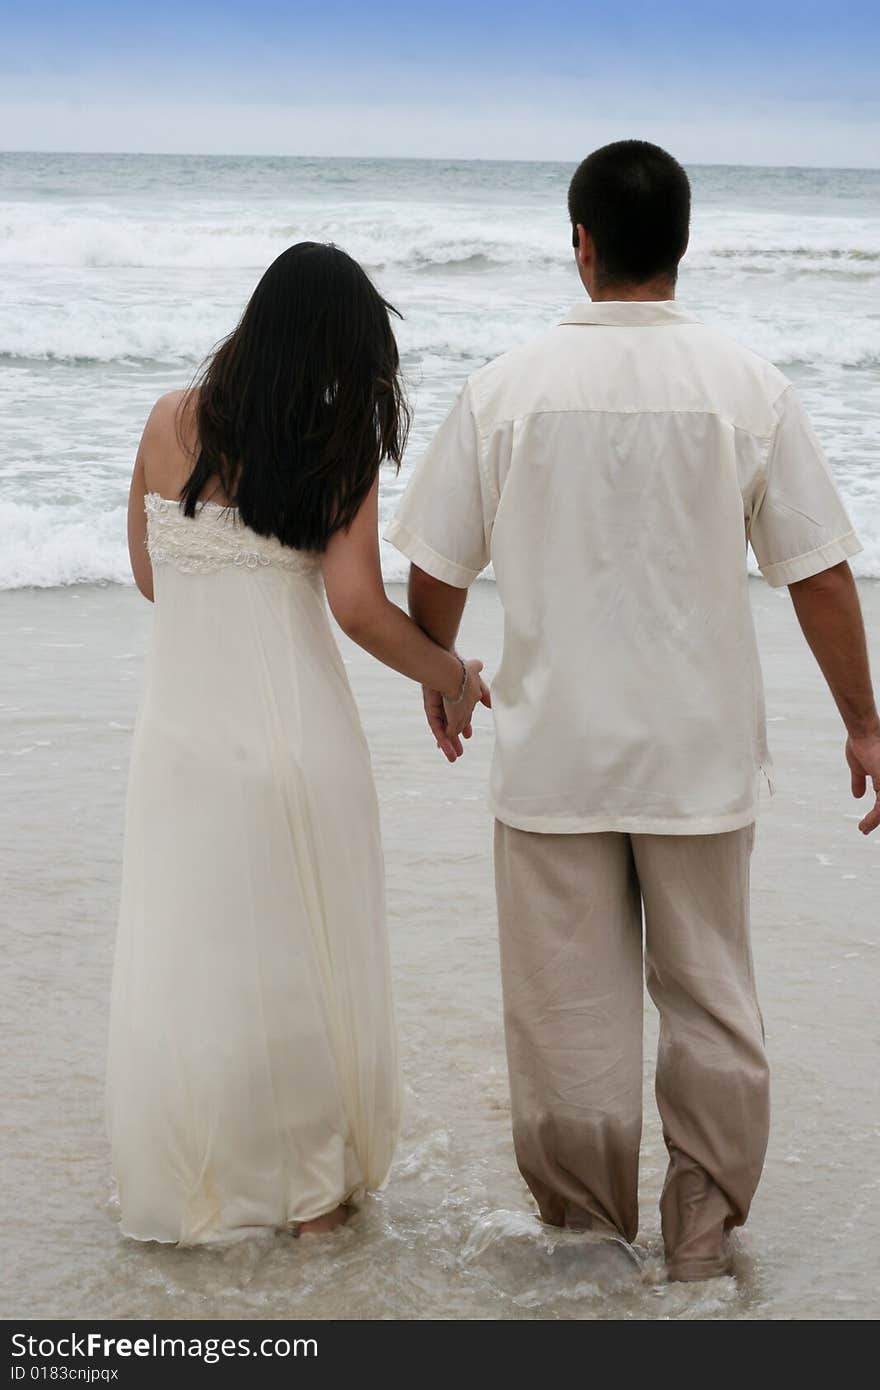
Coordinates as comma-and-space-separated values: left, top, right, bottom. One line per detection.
106, 495, 399, 1245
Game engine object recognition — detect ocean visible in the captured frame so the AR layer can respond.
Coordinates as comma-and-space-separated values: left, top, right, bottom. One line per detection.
0, 152, 878, 588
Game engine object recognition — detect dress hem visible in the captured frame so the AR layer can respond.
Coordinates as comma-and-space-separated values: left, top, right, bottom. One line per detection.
118, 1183, 368, 1248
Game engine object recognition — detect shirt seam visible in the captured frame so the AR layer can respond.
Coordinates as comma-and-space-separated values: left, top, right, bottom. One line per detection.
751, 404, 781, 526
751, 382, 819, 539
463, 382, 502, 550
463, 402, 777, 439
769, 379, 795, 412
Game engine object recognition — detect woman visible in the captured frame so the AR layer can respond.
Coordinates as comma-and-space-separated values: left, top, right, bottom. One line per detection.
107, 242, 486, 1245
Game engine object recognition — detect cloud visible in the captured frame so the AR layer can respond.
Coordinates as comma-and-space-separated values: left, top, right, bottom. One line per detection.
2, 89, 877, 169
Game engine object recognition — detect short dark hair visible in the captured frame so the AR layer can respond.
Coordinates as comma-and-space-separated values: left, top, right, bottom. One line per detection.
567, 140, 691, 286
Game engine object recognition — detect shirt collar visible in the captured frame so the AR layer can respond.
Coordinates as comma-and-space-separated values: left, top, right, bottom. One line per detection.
559, 299, 698, 328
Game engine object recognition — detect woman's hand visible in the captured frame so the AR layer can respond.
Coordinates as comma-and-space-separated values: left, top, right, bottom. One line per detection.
423, 660, 491, 761
443, 657, 487, 741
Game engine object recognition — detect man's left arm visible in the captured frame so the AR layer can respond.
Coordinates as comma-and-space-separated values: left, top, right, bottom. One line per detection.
789, 562, 879, 835
749, 384, 875, 832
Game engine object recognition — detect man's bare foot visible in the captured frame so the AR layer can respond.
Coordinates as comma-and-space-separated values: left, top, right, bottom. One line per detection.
294, 1205, 349, 1237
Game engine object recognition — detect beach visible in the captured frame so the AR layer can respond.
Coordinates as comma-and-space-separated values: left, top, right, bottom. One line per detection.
2, 577, 878, 1321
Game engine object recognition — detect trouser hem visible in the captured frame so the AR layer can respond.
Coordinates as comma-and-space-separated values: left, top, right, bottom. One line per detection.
665, 1252, 735, 1283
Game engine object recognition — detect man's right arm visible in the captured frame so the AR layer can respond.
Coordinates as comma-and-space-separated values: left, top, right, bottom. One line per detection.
384, 381, 496, 758
789, 561, 880, 835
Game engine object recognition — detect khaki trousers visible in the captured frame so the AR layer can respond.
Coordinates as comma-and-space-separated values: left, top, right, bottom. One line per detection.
494, 821, 769, 1280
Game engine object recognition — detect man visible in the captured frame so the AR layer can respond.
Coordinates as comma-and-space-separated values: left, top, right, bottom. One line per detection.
385, 140, 879, 1282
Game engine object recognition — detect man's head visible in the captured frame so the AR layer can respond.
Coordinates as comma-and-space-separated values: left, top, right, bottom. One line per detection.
567, 141, 691, 298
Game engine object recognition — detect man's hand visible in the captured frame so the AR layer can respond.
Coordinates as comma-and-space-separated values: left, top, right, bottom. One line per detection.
846, 729, 880, 835
423, 664, 491, 763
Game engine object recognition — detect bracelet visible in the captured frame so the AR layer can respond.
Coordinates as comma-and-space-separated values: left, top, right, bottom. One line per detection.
445, 654, 469, 706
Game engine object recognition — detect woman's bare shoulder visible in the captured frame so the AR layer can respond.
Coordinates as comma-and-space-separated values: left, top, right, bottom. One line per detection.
140, 389, 199, 496
142, 388, 197, 441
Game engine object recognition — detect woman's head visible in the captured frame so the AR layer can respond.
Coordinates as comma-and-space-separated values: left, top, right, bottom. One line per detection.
181, 242, 409, 551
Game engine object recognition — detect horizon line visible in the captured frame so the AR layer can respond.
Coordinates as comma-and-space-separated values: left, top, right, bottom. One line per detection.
1, 148, 879, 175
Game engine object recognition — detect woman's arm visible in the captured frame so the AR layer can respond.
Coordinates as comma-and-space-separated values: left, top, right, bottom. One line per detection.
127, 442, 154, 602
128, 390, 197, 602
322, 477, 483, 757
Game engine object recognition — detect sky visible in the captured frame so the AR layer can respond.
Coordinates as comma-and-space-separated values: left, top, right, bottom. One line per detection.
1, 0, 878, 167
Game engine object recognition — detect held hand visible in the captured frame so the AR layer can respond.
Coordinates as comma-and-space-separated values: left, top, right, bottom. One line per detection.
422, 662, 491, 763
443, 659, 489, 744
423, 686, 460, 763
846, 730, 880, 835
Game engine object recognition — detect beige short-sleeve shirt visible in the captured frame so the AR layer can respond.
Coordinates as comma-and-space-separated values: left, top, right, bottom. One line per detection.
386, 300, 861, 834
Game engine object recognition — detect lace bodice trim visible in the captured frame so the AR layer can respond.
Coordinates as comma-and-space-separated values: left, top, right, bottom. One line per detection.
145, 494, 321, 576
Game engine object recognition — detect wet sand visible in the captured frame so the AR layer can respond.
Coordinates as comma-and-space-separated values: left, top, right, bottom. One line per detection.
1, 579, 878, 1320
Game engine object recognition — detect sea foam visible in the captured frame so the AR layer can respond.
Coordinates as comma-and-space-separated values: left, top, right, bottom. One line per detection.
0, 498, 876, 592
2, 200, 878, 276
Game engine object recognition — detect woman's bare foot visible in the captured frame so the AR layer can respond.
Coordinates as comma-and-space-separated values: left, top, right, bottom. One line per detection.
294, 1205, 350, 1237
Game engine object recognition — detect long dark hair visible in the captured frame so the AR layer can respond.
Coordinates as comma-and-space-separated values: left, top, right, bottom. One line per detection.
180, 242, 409, 551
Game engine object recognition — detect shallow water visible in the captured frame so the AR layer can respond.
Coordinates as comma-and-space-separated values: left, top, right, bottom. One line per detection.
2, 582, 878, 1320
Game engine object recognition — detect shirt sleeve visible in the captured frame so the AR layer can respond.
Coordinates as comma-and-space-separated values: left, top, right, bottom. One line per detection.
749, 385, 862, 587
384, 381, 495, 588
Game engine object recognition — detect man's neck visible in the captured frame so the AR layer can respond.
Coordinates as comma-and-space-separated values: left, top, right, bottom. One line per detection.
589, 278, 676, 303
